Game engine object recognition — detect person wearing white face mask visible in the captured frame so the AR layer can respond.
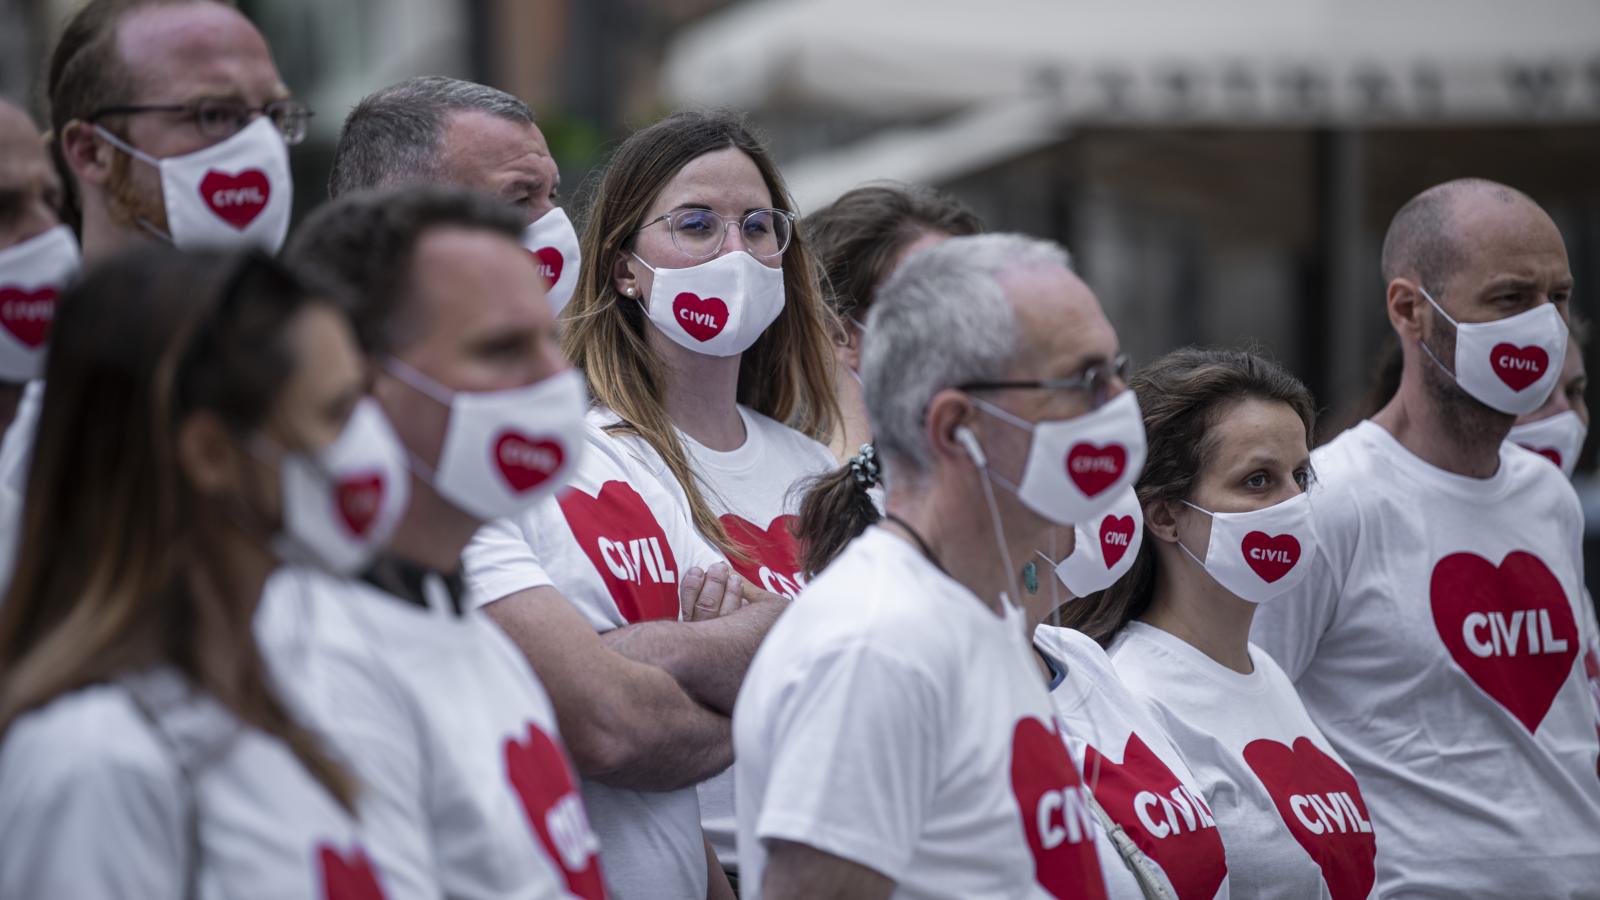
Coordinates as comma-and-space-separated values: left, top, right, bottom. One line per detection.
48, 0, 303, 261
327, 76, 582, 315
1251, 179, 1600, 897
255, 187, 611, 899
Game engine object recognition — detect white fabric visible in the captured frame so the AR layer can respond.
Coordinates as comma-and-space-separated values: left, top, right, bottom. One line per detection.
1419, 288, 1568, 416
1250, 420, 1600, 898
635, 250, 786, 358
0, 671, 385, 899
522, 207, 581, 315
0, 225, 78, 381
735, 527, 1108, 899
1507, 409, 1588, 478
1035, 625, 1230, 900
1178, 492, 1315, 605
1054, 486, 1143, 597
0, 378, 42, 595
257, 566, 603, 899
593, 404, 835, 867
1582, 590, 1600, 774
1110, 622, 1377, 900
464, 418, 726, 899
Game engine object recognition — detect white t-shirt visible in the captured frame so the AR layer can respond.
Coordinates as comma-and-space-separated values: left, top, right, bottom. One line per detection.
1034, 625, 1230, 900
0, 378, 41, 593
0, 669, 389, 899
595, 404, 835, 867
1584, 591, 1600, 776
464, 419, 725, 900
257, 565, 604, 900
735, 527, 1109, 899
1251, 420, 1600, 897
1110, 622, 1378, 900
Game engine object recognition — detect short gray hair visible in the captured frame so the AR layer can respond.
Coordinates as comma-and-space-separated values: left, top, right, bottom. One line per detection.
328, 75, 534, 199
862, 233, 1072, 475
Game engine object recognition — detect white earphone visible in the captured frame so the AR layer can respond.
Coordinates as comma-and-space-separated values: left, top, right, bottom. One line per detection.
954, 426, 987, 468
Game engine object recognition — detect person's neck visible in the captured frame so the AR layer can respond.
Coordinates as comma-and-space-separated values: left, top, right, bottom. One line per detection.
1371, 368, 1509, 480
208, 521, 280, 621
883, 473, 1044, 617
648, 331, 746, 451
78, 201, 151, 267
1140, 555, 1256, 674
827, 370, 874, 464
383, 476, 479, 574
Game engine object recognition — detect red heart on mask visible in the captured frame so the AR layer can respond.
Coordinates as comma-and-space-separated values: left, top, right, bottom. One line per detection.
1243, 737, 1377, 900
1431, 550, 1578, 732
672, 292, 728, 342
1009, 716, 1110, 900
559, 480, 683, 623
505, 722, 607, 899
1065, 443, 1126, 497
1516, 443, 1563, 468
1099, 514, 1136, 568
317, 844, 386, 900
720, 513, 807, 600
0, 286, 56, 348
1241, 531, 1300, 583
1082, 733, 1227, 900
494, 432, 565, 493
1490, 343, 1549, 392
529, 247, 564, 288
199, 169, 270, 230
335, 473, 384, 538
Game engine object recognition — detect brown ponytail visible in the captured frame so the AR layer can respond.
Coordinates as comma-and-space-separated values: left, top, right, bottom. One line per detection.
796, 444, 883, 577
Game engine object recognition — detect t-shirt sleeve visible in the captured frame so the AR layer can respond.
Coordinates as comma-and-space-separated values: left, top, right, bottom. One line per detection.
753, 643, 943, 883
1250, 481, 1355, 681
463, 514, 554, 610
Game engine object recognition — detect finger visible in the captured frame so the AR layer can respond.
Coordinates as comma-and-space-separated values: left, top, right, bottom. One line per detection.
694, 563, 731, 620
719, 572, 744, 617
680, 567, 706, 620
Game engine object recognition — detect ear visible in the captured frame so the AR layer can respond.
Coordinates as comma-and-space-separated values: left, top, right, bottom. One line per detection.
839, 318, 863, 370
1387, 277, 1427, 343
924, 387, 979, 470
612, 252, 641, 302
176, 410, 244, 497
1144, 498, 1182, 544
58, 120, 115, 190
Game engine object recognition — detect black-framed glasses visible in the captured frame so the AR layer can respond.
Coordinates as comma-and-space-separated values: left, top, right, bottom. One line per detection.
960, 353, 1133, 409
635, 208, 796, 260
89, 98, 313, 146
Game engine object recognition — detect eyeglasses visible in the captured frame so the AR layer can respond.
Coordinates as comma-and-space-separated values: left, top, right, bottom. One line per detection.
89, 98, 314, 146
635, 208, 797, 260
960, 353, 1133, 409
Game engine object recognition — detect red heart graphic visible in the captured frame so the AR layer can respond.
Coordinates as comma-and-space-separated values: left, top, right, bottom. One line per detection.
1082, 733, 1226, 900
1009, 716, 1110, 900
529, 247, 564, 288
559, 480, 682, 623
0, 286, 56, 348
671, 292, 728, 342
1099, 514, 1136, 568
335, 473, 384, 538
1490, 343, 1548, 392
1241, 531, 1301, 583
719, 513, 806, 599
1584, 643, 1600, 777
1243, 737, 1376, 900
1066, 443, 1126, 498
318, 844, 387, 900
199, 169, 270, 230
1516, 443, 1563, 468
1431, 551, 1579, 732
505, 722, 606, 899
494, 432, 565, 493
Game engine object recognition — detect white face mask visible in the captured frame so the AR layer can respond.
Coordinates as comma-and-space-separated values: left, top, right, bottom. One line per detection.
0, 225, 79, 382
972, 389, 1148, 526
1419, 287, 1568, 416
1177, 492, 1316, 605
522, 207, 581, 315
631, 250, 785, 357
266, 398, 411, 575
384, 361, 589, 521
1508, 409, 1587, 477
96, 117, 293, 253
1048, 485, 1144, 597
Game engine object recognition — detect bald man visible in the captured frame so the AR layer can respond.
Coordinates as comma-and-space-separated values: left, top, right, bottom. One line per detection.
1253, 179, 1600, 896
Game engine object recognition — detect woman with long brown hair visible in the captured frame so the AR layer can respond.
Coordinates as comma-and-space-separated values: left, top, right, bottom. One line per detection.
0, 248, 398, 898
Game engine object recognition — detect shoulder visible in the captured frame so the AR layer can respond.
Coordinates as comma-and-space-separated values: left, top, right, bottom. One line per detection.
1501, 442, 1584, 523
1033, 624, 1116, 678
0, 683, 180, 809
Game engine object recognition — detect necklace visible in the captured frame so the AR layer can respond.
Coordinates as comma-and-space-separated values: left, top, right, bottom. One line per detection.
883, 512, 947, 576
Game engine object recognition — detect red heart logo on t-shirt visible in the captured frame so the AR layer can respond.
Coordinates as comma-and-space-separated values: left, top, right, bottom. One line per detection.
1010, 716, 1110, 900
1516, 443, 1563, 468
317, 844, 387, 900
494, 432, 565, 493
529, 247, 564, 288
671, 292, 729, 342
1490, 343, 1548, 392
1241, 531, 1300, 583
1099, 515, 1136, 568
199, 169, 270, 230
1082, 733, 1226, 900
719, 512, 806, 599
559, 480, 682, 623
334, 473, 384, 538
1065, 443, 1126, 498
1242, 737, 1376, 900
1430, 550, 1578, 732
505, 722, 606, 899
0, 286, 56, 348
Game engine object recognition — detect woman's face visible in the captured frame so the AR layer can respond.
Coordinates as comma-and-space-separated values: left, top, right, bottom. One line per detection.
1171, 397, 1311, 559
264, 304, 368, 456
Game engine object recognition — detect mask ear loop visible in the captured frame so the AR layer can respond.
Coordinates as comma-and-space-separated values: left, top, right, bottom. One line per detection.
93, 124, 176, 244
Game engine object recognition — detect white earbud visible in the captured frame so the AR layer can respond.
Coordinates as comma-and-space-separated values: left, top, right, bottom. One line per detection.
954, 426, 987, 468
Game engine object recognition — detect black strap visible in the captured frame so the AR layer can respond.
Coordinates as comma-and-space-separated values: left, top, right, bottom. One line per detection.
883, 512, 947, 576
361, 554, 467, 616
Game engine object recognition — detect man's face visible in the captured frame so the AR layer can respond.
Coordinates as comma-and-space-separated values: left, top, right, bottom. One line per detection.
375, 226, 566, 469
95, 2, 288, 232
436, 111, 560, 227
0, 104, 62, 248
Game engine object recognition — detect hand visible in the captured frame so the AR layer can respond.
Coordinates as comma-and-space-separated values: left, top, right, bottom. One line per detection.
681, 563, 745, 621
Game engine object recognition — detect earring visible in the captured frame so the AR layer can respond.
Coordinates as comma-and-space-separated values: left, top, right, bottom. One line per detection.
624, 286, 635, 296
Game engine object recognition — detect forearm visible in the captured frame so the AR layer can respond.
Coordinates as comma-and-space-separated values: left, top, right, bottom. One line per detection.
601, 598, 785, 714
580, 662, 734, 790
